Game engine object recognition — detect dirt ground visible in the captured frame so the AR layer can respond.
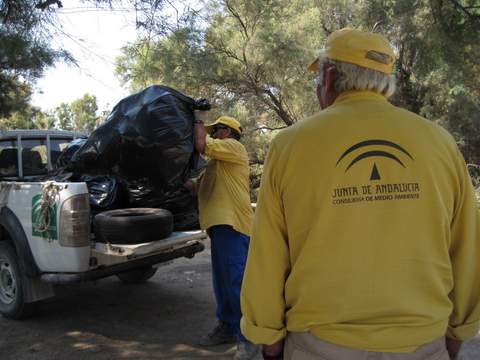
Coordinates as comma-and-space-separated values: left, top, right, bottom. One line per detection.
0, 241, 479, 360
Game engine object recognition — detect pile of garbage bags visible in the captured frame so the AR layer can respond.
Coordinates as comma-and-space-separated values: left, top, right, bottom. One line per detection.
56, 85, 209, 230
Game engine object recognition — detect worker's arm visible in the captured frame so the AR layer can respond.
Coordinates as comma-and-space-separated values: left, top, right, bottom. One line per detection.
194, 110, 207, 154
193, 110, 246, 164
240, 140, 289, 348
446, 146, 480, 353
204, 137, 247, 164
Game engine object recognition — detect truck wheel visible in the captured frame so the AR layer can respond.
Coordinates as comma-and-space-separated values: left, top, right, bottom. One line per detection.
0, 242, 36, 319
116, 266, 157, 284
94, 208, 173, 244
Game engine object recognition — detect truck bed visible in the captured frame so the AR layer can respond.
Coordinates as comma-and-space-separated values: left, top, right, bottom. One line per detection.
93, 230, 208, 265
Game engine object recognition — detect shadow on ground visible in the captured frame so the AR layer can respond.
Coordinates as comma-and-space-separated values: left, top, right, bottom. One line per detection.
0, 245, 479, 359
0, 249, 236, 359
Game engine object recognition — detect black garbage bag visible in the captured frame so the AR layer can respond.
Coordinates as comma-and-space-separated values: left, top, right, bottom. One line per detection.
124, 177, 199, 230
55, 138, 87, 169
82, 175, 126, 214
66, 85, 208, 230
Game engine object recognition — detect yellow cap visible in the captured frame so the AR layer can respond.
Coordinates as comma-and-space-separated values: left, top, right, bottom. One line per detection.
308, 28, 395, 74
205, 116, 243, 135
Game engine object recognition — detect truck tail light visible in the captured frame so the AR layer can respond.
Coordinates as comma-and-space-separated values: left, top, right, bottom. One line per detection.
59, 194, 90, 247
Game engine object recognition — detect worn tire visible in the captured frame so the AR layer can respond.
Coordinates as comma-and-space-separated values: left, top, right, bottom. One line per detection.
94, 208, 173, 244
0, 242, 37, 319
116, 266, 157, 284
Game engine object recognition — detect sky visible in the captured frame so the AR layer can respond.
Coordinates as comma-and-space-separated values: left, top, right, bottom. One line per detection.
31, 2, 138, 112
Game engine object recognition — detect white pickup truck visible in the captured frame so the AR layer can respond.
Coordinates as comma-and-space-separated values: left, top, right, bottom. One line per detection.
0, 130, 206, 319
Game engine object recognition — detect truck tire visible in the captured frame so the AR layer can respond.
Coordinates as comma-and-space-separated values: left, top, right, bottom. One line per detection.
116, 266, 157, 284
0, 242, 37, 319
94, 208, 173, 244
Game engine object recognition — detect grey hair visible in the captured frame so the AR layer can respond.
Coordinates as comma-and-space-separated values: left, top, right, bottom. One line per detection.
315, 53, 396, 98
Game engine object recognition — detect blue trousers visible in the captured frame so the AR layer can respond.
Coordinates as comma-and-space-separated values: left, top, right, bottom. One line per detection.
209, 225, 250, 342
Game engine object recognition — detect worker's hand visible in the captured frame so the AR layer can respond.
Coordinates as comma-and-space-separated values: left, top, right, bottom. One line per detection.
194, 110, 209, 123
262, 339, 284, 359
446, 337, 462, 360
183, 179, 197, 196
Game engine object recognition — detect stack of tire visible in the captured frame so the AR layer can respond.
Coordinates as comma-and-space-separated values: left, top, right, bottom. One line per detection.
94, 208, 174, 245
94, 208, 175, 284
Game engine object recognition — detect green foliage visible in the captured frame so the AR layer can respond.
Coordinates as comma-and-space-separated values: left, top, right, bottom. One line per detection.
468, 164, 480, 207
114, 2, 479, 188
115, 0, 480, 192
0, 78, 33, 118
116, 0, 330, 180
365, 0, 480, 163
53, 103, 74, 131
0, 0, 175, 119
44, 94, 100, 134
118, 1, 321, 121
0, 0, 69, 118
0, 104, 52, 130
70, 94, 99, 134
0, 93, 99, 134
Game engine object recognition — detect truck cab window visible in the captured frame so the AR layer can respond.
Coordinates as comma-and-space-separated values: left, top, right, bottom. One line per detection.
22, 139, 48, 176
0, 140, 18, 177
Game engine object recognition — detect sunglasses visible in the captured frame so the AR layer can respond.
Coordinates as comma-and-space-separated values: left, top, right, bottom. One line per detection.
212, 125, 229, 132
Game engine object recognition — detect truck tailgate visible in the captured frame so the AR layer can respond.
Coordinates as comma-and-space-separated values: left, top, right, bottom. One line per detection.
40, 231, 207, 284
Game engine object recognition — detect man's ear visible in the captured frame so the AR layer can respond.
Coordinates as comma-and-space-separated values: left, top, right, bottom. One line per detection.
324, 65, 335, 92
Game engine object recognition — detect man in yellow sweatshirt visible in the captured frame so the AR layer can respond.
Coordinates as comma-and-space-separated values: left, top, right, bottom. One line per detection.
192, 114, 258, 360
240, 28, 480, 360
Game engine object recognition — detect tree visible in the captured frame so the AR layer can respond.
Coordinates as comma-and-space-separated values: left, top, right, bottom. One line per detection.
0, 77, 36, 119
115, 0, 329, 186
117, 0, 480, 166
117, 0, 325, 127
70, 94, 99, 134
0, 0, 70, 117
0, 0, 179, 119
357, 0, 480, 163
53, 103, 74, 130
0, 105, 52, 130
0, 93, 100, 132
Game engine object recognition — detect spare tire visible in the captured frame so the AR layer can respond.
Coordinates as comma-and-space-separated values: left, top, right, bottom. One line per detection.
94, 208, 173, 244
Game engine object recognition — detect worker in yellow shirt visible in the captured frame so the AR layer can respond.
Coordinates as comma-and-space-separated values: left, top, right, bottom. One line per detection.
240, 28, 480, 360
191, 113, 258, 360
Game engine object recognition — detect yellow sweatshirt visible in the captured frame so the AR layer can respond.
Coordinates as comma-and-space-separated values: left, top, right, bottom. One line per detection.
197, 136, 253, 236
240, 90, 480, 352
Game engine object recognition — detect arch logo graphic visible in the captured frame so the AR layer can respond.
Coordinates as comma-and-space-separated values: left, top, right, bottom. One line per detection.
336, 139, 414, 181
331, 139, 421, 206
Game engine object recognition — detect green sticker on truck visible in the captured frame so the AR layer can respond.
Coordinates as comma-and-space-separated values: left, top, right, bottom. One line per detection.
32, 194, 58, 240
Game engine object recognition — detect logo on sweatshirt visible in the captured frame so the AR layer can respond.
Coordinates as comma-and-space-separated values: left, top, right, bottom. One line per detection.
331, 139, 420, 205
336, 139, 414, 181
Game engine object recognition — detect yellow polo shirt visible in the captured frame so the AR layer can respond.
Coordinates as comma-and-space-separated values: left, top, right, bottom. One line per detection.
241, 90, 480, 352
197, 136, 253, 236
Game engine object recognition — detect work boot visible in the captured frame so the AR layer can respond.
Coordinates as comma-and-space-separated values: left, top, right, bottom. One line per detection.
233, 341, 261, 360
198, 321, 236, 346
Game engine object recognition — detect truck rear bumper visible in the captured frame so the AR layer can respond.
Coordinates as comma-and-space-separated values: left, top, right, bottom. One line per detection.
40, 241, 205, 284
